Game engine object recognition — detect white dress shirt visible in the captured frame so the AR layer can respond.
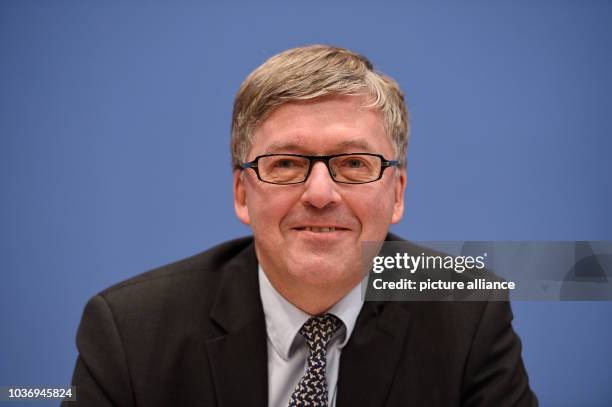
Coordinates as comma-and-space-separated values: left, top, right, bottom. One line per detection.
258, 266, 364, 407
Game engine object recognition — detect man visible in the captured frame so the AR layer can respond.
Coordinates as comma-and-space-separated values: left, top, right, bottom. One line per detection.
65, 45, 537, 406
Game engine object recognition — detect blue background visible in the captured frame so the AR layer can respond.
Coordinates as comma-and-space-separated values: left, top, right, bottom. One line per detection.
1, 1, 611, 405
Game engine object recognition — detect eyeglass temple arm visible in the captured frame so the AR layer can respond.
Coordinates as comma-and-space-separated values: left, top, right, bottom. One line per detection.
240, 162, 258, 169
382, 160, 400, 167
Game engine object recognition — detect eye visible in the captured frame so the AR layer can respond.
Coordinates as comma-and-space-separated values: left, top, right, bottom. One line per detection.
274, 159, 295, 168
344, 158, 366, 168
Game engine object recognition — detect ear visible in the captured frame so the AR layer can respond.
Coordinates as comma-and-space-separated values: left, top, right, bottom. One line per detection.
391, 168, 407, 224
233, 169, 251, 225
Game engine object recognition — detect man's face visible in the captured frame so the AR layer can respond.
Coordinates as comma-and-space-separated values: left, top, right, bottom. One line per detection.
234, 95, 406, 296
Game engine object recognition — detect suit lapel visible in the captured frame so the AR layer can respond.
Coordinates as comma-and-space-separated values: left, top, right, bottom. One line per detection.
336, 233, 414, 407
205, 243, 268, 407
337, 301, 412, 407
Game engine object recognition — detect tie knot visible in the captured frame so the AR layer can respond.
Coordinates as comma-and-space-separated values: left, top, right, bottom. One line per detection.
299, 313, 343, 352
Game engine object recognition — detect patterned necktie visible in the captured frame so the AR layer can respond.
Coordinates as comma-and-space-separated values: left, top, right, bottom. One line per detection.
288, 313, 343, 407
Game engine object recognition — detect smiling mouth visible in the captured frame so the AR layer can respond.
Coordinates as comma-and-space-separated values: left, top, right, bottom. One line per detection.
295, 226, 348, 233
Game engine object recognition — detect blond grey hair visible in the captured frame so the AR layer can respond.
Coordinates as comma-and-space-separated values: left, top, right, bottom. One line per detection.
231, 44, 409, 169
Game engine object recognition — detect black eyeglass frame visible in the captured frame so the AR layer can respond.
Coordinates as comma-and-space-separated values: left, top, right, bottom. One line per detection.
240, 153, 400, 185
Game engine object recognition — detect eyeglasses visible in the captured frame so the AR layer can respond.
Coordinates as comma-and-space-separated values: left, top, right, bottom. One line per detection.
240, 153, 400, 185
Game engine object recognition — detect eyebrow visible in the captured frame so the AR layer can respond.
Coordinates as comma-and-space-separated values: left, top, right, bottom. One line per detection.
263, 139, 375, 154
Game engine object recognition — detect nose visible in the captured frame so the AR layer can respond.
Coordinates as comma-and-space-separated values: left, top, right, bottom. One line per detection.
300, 161, 342, 209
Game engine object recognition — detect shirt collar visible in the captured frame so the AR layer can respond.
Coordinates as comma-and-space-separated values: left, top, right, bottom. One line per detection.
258, 265, 364, 361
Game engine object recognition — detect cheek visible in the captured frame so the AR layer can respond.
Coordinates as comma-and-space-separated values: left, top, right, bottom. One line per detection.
349, 186, 396, 231
246, 188, 297, 232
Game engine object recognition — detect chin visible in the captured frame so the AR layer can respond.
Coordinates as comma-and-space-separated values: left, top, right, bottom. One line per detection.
287, 255, 360, 286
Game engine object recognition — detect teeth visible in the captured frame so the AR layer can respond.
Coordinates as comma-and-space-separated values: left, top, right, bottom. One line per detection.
305, 227, 336, 233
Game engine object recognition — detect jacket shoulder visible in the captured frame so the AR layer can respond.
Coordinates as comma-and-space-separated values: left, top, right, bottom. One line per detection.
91, 236, 256, 325
99, 236, 254, 296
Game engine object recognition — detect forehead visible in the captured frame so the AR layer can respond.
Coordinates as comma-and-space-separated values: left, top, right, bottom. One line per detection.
250, 95, 393, 156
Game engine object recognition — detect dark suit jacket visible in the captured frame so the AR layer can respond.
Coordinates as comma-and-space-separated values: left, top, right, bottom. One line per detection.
65, 235, 537, 406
